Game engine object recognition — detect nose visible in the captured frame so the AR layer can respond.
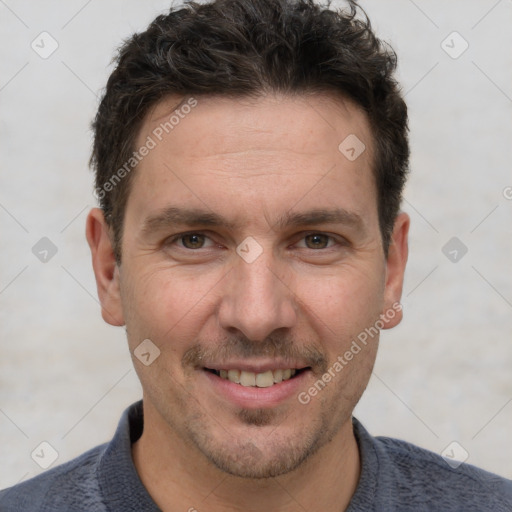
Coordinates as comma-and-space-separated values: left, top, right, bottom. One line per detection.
217, 250, 298, 341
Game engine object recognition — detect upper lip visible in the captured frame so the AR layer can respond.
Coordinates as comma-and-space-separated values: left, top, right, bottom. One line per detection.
202, 360, 310, 373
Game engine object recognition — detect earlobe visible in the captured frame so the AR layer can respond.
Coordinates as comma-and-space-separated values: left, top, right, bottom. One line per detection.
381, 212, 410, 330
85, 208, 125, 326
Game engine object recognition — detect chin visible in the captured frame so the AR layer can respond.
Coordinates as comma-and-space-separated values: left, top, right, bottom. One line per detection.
186, 410, 332, 479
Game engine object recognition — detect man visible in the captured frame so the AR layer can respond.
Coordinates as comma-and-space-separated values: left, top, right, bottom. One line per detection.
1, 0, 511, 510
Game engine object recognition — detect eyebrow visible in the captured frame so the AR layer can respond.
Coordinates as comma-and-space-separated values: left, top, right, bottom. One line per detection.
141, 206, 365, 236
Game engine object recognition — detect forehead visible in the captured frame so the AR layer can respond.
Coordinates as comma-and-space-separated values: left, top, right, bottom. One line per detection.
128, 92, 377, 231
140, 92, 372, 164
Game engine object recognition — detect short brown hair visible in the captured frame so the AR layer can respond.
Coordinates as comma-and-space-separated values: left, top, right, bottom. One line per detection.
90, 0, 409, 262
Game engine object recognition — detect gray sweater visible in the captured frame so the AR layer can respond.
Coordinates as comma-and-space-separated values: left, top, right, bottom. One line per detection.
1, 401, 511, 511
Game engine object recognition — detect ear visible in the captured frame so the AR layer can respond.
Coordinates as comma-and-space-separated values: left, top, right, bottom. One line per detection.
381, 212, 410, 329
85, 208, 125, 326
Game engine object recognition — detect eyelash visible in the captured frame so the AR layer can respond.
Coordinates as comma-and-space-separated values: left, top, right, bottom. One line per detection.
165, 231, 345, 251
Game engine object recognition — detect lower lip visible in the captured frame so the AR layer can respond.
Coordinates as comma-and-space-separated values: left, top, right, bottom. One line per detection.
201, 369, 311, 409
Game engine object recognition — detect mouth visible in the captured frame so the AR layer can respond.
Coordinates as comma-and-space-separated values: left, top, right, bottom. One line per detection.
204, 367, 310, 388
200, 360, 313, 408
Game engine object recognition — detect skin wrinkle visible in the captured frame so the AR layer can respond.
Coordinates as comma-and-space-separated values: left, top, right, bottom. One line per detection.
86, 91, 409, 511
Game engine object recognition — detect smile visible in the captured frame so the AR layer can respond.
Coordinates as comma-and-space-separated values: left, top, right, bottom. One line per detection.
207, 368, 306, 387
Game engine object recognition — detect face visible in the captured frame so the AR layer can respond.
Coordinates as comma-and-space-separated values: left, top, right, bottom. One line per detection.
87, 92, 408, 479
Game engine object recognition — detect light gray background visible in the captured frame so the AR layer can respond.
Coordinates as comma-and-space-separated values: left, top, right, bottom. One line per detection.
1, 0, 511, 490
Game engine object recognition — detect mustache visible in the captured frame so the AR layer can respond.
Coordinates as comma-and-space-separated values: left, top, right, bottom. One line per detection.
182, 332, 328, 373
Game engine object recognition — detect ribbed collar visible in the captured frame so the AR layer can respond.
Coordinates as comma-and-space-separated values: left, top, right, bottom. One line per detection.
97, 401, 160, 511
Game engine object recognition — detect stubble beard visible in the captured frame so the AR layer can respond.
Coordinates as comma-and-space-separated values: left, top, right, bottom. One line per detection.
180, 399, 347, 479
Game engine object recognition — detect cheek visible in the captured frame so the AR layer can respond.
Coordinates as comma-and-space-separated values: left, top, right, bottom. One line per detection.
120, 264, 223, 342
292, 264, 385, 349
300, 269, 384, 398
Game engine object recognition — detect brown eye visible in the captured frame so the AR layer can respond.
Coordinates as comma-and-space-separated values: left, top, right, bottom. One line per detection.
304, 233, 330, 249
181, 233, 206, 249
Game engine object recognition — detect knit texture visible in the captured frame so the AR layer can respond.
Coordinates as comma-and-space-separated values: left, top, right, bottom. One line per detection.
1, 401, 511, 511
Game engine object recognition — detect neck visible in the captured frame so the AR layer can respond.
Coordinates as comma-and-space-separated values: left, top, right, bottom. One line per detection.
132, 403, 361, 512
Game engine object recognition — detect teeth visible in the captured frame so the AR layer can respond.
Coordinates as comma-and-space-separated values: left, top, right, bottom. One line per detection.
255, 370, 274, 388
239, 370, 256, 386
216, 368, 298, 387
273, 369, 283, 383
227, 369, 240, 384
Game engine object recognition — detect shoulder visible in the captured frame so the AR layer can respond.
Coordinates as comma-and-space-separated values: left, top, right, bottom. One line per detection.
352, 418, 512, 511
0, 443, 108, 512
376, 434, 512, 510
